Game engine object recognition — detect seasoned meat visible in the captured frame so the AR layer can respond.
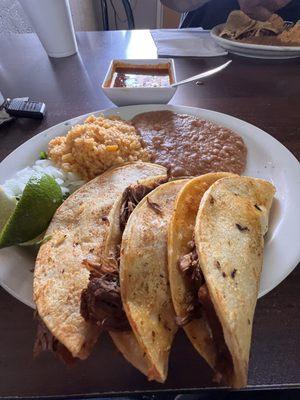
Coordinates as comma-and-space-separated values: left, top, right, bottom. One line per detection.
198, 285, 233, 381
81, 272, 130, 331
178, 241, 234, 382
120, 179, 167, 231
177, 240, 203, 325
178, 242, 204, 287
81, 179, 167, 332
33, 316, 75, 364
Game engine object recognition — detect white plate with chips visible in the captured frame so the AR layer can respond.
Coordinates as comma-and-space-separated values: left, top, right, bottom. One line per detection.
211, 24, 300, 59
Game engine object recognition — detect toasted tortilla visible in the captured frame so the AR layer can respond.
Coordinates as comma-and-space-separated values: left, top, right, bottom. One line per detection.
168, 173, 235, 371
33, 162, 166, 359
109, 331, 151, 377
120, 180, 187, 382
103, 174, 167, 381
195, 176, 275, 387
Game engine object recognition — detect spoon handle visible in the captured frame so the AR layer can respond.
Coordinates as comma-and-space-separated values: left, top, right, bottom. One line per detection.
171, 60, 232, 88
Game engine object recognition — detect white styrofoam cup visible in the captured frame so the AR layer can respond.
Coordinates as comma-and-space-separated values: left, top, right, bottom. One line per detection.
20, 0, 78, 58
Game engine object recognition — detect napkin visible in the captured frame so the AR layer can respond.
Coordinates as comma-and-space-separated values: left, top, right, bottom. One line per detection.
151, 28, 227, 57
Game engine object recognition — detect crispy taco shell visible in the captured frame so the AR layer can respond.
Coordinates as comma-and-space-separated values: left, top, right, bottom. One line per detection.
168, 173, 235, 370
195, 176, 275, 387
169, 174, 275, 388
109, 331, 151, 378
104, 174, 168, 381
34, 162, 166, 359
120, 180, 187, 382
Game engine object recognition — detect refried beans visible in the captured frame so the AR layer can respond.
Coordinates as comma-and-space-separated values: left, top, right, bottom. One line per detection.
131, 110, 247, 177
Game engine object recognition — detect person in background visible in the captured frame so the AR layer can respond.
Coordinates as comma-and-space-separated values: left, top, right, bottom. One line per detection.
160, 0, 300, 29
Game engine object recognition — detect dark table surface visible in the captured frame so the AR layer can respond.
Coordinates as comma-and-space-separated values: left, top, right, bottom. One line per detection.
0, 30, 299, 399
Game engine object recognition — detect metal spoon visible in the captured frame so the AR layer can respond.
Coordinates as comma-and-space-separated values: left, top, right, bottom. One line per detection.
171, 60, 232, 88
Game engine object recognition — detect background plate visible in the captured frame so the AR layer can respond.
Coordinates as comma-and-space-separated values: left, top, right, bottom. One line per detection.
0, 104, 299, 308
211, 24, 300, 59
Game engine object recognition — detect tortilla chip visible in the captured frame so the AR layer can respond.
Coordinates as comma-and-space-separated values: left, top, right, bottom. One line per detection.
34, 162, 166, 359
220, 11, 257, 39
220, 11, 285, 40
120, 180, 187, 382
254, 14, 285, 37
279, 21, 300, 44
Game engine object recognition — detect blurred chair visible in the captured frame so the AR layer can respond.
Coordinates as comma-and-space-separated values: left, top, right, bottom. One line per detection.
100, 0, 135, 30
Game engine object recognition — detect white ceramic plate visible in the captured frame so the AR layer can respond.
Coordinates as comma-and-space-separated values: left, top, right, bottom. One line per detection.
0, 104, 300, 308
211, 24, 300, 59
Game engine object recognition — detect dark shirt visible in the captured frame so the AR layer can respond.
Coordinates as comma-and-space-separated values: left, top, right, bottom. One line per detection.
180, 0, 300, 29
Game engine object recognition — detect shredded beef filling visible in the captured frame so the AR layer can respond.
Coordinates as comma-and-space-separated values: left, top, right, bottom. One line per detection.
177, 240, 204, 325
33, 315, 76, 364
120, 179, 166, 232
198, 285, 233, 382
178, 240, 233, 381
81, 180, 166, 331
81, 271, 130, 331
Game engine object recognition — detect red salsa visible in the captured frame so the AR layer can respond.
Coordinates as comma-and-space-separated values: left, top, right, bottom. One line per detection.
109, 64, 172, 88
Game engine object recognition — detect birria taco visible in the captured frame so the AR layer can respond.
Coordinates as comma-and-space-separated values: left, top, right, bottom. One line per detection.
81, 178, 187, 382
80, 173, 169, 381
120, 179, 187, 382
168, 174, 275, 388
33, 162, 166, 360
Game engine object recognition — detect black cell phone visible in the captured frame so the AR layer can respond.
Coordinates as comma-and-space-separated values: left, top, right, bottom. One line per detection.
5, 98, 46, 119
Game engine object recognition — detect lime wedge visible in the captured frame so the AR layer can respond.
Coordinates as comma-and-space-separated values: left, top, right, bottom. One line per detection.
0, 187, 17, 232
0, 173, 63, 248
